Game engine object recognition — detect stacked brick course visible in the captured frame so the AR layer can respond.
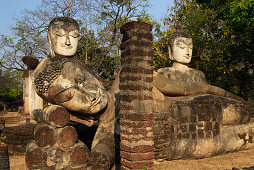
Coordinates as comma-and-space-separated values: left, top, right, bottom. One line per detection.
119, 21, 154, 169
2, 124, 35, 155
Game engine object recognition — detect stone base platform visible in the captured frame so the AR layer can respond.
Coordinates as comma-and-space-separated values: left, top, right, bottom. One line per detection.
153, 94, 254, 160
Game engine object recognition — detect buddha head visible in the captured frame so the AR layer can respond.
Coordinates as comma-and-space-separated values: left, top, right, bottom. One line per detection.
47, 17, 79, 57
168, 27, 193, 64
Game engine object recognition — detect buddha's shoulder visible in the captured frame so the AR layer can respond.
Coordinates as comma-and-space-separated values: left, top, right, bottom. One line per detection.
154, 66, 206, 82
188, 68, 206, 78
156, 67, 176, 74
33, 58, 50, 77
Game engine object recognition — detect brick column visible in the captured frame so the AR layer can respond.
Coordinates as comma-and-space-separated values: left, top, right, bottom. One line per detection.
119, 21, 154, 169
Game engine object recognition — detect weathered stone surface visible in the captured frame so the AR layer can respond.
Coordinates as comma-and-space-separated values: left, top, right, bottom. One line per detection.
25, 140, 47, 169
120, 40, 152, 50
120, 120, 154, 128
57, 126, 78, 148
121, 66, 153, 74
120, 151, 154, 161
87, 150, 112, 170
22, 56, 39, 69
120, 21, 154, 169
120, 143, 154, 153
120, 21, 153, 33
34, 124, 57, 148
0, 144, 10, 170
43, 105, 70, 127
121, 30, 153, 42
121, 158, 154, 169
70, 141, 89, 165
119, 113, 153, 121
121, 57, 153, 66
153, 94, 254, 160
2, 124, 35, 155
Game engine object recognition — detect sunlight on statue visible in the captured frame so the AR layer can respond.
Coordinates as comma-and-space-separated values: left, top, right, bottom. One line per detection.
34, 17, 108, 114
170, 37, 193, 65
47, 18, 79, 57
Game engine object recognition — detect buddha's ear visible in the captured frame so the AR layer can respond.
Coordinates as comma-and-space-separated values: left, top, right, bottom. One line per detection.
47, 32, 55, 57
168, 45, 173, 60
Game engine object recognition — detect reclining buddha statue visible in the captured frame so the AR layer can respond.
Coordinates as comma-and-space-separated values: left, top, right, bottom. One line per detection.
152, 26, 254, 160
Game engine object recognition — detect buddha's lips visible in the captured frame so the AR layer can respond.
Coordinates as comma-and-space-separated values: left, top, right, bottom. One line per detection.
64, 46, 73, 49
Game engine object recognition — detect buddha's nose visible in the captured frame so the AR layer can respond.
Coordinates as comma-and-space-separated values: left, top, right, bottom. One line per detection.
186, 48, 190, 56
65, 36, 71, 46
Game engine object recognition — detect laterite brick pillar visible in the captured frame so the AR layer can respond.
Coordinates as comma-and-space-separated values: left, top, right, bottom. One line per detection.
119, 21, 154, 169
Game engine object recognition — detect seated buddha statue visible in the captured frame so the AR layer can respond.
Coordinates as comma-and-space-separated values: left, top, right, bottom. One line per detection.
153, 27, 243, 101
31, 17, 115, 169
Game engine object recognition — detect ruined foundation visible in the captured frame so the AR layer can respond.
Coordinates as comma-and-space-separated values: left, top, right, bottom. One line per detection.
153, 94, 254, 160
25, 105, 89, 169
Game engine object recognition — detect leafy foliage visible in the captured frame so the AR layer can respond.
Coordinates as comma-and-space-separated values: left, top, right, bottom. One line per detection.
0, 69, 23, 109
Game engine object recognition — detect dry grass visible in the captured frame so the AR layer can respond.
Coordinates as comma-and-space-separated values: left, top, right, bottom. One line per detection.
9, 155, 26, 170
153, 147, 254, 170
9, 148, 254, 170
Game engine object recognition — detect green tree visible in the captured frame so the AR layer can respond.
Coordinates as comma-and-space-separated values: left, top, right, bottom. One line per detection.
0, 68, 23, 110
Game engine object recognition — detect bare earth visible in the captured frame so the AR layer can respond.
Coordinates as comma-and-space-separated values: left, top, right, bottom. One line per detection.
10, 148, 254, 170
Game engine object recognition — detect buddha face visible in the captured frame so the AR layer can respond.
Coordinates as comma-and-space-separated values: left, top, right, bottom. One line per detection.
48, 21, 79, 56
171, 37, 193, 64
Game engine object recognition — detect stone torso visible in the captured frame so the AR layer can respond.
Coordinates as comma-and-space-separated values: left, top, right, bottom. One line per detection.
34, 56, 71, 95
156, 67, 207, 83
32, 55, 108, 115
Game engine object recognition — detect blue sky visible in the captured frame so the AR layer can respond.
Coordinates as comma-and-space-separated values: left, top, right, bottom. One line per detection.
0, 0, 173, 36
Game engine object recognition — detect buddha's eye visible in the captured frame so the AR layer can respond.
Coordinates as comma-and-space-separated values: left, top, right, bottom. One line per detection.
56, 34, 65, 37
54, 28, 66, 37
55, 31, 65, 37
179, 43, 185, 48
176, 41, 185, 49
70, 34, 79, 38
69, 31, 79, 38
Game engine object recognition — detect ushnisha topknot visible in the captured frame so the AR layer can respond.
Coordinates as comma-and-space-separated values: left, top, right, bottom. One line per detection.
48, 17, 79, 32
168, 23, 192, 52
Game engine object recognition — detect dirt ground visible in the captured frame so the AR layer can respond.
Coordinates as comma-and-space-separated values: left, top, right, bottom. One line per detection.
9, 147, 254, 170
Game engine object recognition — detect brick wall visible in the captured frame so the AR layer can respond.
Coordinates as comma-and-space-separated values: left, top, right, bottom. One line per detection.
2, 124, 35, 155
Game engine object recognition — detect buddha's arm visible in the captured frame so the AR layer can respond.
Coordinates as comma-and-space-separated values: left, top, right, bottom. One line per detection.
204, 84, 244, 101
153, 76, 244, 101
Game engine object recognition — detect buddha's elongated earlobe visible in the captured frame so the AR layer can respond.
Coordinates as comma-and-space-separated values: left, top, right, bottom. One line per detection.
47, 33, 55, 57
168, 45, 173, 60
